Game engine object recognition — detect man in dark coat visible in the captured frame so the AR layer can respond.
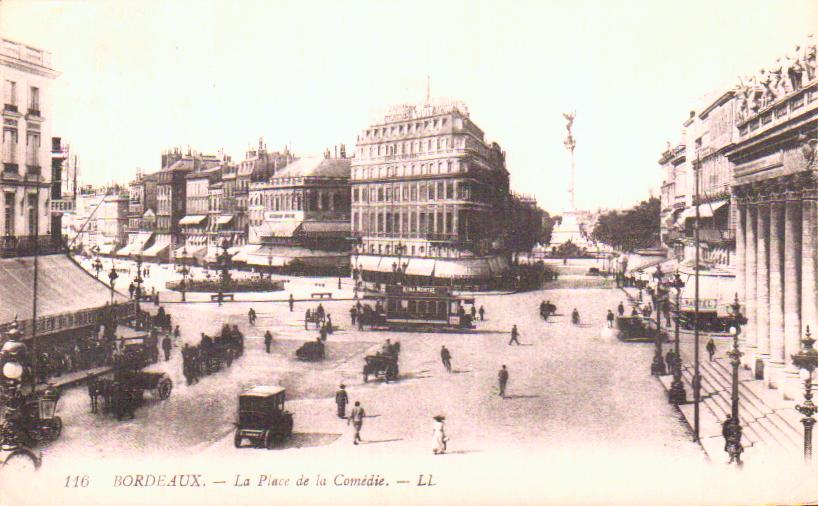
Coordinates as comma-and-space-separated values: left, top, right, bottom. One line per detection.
162, 335, 172, 361
289, 294, 295, 312
617, 301, 625, 317
498, 365, 509, 398
264, 331, 273, 353
440, 345, 452, 373
508, 325, 520, 345
335, 384, 349, 418
606, 310, 615, 328
87, 375, 99, 413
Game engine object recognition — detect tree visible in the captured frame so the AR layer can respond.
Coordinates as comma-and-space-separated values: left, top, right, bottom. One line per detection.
591, 197, 660, 252
504, 196, 547, 264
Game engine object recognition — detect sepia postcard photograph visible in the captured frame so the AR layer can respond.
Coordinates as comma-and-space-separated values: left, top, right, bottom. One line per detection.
0, 0, 817, 504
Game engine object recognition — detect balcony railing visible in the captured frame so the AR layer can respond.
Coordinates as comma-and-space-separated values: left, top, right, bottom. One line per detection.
27, 108, 40, 118
3, 163, 18, 175
0, 234, 66, 258
26, 165, 41, 177
3, 104, 17, 113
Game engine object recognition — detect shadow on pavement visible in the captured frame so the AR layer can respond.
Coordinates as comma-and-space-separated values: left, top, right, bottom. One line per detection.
282, 432, 343, 449
359, 438, 403, 445
504, 394, 541, 399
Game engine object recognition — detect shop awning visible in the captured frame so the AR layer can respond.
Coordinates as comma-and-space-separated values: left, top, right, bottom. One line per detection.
116, 244, 133, 257
354, 255, 385, 272
405, 258, 436, 276
232, 244, 261, 263
216, 215, 234, 226
0, 254, 130, 329
142, 242, 169, 258
697, 199, 729, 219
259, 220, 302, 238
179, 215, 207, 225
298, 221, 350, 237
433, 258, 493, 279
174, 244, 206, 258
246, 245, 346, 267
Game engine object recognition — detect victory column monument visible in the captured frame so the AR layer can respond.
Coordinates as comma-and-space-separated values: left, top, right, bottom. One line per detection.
548, 111, 593, 254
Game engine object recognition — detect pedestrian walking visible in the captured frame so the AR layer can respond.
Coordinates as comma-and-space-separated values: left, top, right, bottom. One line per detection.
173, 325, 180, 340
350, 306, 357, 325
248, 308, 257, 326
706, 338, 716, 361
326, 314, 334, 334
335, 384, 349, 418
606, 310, 615, 328
162, 335, 172, 361
470, 305, 477, 320
440, 345, 452, 372
479, 305, 485, 321
320, 324, 328, 342
128, 282, 135, 299
305, 309, 311, 330
338, 277, 342, 290
508, 324, 520, 345
264, 330, 273, 353
617, 301, 625, 317
289, 294, 294, 312
432, 415, 448, 455
348, 401, 365, 444
498, 365, 509, 398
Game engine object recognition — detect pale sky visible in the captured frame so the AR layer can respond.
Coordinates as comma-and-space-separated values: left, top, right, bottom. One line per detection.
0, 0, 816, 213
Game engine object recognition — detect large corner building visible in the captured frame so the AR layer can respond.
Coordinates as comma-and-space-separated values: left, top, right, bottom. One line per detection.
350, 100, 510, 289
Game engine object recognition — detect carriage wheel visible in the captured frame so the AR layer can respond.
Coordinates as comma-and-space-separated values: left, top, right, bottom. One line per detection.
158, 378, 173, 400
363, 371, 369, 383
1, 447, 41, 475
234, 431, 243, 449
263, 430, 274, 449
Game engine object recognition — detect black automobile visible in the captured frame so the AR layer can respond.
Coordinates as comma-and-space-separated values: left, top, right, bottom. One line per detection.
234, 386, 294, 449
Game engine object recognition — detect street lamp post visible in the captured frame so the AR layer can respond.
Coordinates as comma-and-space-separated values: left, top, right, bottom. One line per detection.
217, 237, 232, 307
650, 267, 667, 376
724, 293, 745, 467
134, 253, 144, 303
792, 325, 818, 462
668, 273, 687, 404
0, 319, 41, 469
178, 246, 189, 302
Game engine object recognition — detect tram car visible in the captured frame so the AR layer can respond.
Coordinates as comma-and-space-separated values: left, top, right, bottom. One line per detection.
361, 285, 476, 332
676, 270, 742, 332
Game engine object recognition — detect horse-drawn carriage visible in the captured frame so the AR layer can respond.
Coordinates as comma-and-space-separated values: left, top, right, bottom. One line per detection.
201, 338, 241, 374
362, 342, 400, 382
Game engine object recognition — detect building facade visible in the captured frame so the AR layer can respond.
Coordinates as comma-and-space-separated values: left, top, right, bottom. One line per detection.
728, 40, 818, 399
350, 100, 510, 287
1, 38, 59, 254
246, 154, 350, 273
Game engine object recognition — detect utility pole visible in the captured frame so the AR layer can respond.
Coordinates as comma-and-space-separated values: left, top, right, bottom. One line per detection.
693, 153, 702, 442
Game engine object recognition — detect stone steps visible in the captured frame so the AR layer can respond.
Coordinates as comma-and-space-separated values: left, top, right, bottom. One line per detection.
676, 358, 801, 456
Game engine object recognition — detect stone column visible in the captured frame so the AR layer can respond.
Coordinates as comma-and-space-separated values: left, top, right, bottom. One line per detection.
783, 192, 803, 399
767, 197, 785, 388
744, 202, 758, 369
756, 201, 770, 379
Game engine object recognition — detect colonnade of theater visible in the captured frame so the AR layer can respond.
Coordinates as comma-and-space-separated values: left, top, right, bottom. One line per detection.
734, 173, 817, 399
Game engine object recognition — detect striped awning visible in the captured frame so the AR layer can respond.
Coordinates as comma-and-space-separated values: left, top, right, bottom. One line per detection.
180, 215, 207, 225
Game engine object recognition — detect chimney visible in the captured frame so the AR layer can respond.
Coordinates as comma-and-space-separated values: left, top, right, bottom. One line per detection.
334, 145, 338, 159
340, 144, 346, 158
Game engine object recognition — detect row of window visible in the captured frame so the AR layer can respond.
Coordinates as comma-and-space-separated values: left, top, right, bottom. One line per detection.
3, 81, 39, 111
352, 159, 465, 180
352, 180, 471, 203
358, 135, 466, 160
364, 117, 449, 140
2, 128, 41, 164
3, 193, 38, 236
352, 209, 459, 236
